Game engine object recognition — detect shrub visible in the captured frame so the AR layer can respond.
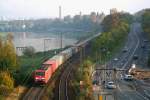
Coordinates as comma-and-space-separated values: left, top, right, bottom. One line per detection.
0, 71, 14, 96
23, 46, 35, 57
0, 71, 14, 89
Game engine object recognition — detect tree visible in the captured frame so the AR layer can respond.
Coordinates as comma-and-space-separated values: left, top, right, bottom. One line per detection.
0, 71, 14, 89
0, 71, 14, 96
0, 33, 18, 70
142, 9, 150, 34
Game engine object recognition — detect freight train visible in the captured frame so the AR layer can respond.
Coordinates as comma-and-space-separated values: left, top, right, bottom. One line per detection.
33, 47, 77, 84
33, 33, 101, 84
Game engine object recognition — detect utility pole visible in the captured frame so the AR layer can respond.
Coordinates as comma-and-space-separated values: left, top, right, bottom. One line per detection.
44, 39, 51, 57
60, 32, 63, 51
79, 46, 83, 64
59, 6, 63, 51
44, 39, 46, 56
59, 6, 61, 20
113, 68, 117, 100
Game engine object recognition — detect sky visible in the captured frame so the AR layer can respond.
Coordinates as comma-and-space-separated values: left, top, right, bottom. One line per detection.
0, 0, 150, 19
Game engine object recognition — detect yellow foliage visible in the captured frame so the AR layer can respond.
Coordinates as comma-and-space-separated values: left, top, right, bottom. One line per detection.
0, 71, 14, 89
0, 34, 18, 70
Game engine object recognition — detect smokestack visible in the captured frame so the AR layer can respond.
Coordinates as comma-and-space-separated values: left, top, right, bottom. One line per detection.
59, 6, 61, 19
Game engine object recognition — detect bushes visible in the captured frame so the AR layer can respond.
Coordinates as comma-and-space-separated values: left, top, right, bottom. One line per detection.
23, 46, 35, 57
0, 71, 14, 95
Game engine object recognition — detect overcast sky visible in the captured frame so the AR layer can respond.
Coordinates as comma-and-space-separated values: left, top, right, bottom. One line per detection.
0, 0, 150, 19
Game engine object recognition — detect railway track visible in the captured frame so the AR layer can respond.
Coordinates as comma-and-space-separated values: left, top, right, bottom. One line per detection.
59, 56, 79, 100
22, 54, 56, 100
23, 50, 79, 100
23, 86, 44, 100
58, 37, 94, 100
23, 33, 100, 100
58, 48, 86, 100
59, 59, 71, 100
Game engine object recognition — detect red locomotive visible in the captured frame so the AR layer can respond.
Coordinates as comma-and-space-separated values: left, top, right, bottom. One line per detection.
34, 60, 57, 83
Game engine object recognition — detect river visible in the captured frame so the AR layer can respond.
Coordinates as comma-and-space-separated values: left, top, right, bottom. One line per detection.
12, 32, 77, 55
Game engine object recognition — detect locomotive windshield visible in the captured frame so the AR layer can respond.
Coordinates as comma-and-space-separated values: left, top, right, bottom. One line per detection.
36, 72, 45, 76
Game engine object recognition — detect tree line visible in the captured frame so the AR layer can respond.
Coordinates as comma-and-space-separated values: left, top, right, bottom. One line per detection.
92, 12, 132, 63
0, 12, 105, 33
141, 9, 150, 66
142, 9, 150, 36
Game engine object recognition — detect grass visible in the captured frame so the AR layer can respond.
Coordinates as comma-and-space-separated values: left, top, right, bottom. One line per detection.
19, 48, 64, 67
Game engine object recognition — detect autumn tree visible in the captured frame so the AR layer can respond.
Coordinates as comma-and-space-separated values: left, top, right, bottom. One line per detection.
0, 33, 18, 70
0, 71, 14, 90
0, 33, 17, 95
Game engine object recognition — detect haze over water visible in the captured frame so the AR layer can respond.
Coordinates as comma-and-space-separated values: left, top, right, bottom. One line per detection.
13, 32, 77, 55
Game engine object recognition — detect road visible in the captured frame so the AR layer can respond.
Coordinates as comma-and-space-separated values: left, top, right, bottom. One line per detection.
93, 23, 150, 100
116, 23, 150, 100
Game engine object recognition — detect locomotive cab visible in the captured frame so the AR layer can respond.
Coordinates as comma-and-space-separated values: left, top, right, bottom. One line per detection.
34, 70, 46, 83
